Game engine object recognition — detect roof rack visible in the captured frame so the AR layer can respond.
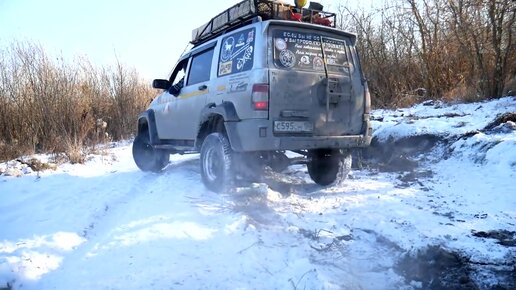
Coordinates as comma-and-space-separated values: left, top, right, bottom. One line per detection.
191, 0, 336, 46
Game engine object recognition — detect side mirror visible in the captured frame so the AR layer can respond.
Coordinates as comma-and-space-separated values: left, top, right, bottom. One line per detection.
152, 79, 171, 90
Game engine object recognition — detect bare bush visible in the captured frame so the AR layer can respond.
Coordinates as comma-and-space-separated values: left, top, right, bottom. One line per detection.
338, 0, 515, 107
0, 41, 154, 162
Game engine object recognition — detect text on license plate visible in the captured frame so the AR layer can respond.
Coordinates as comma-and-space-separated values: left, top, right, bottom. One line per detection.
274, 121, 313, 132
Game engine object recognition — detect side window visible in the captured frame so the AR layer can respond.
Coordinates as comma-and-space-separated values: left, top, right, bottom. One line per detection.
168, 59, 188, 96
169, 59, 188, 85
218, 28, 256, 77
187, 48, 214, 86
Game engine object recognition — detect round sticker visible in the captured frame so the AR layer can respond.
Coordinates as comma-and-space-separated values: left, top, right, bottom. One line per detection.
274, 38, 287, 51
313, 56, 324, 71
300, 55, 310, 65
221, 37, 235, 62
279, 50, 296, 68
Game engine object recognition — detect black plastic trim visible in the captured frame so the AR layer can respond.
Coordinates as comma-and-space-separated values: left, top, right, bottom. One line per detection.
137, 110, 160, 145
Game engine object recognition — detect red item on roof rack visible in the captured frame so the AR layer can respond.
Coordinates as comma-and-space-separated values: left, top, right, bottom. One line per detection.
191, 0, 336, 45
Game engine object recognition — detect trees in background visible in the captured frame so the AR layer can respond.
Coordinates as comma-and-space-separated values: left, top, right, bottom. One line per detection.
338, 0, 515, 107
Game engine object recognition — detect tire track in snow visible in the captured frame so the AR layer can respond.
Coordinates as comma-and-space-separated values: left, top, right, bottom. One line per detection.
79, 157, 200, 239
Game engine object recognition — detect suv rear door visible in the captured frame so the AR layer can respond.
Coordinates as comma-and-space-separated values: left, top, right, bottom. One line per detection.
268, 25, 365, 137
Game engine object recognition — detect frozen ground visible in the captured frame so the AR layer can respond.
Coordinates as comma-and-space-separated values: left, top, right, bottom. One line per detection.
1, 97, 515, 289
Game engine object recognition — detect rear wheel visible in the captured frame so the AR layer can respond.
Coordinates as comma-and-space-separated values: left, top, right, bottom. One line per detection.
132, 130, 169, 172
200, 133, 235, 193
307, 149, 352, 186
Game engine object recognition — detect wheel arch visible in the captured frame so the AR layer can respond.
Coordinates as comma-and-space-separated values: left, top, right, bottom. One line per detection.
137, 110, 160, 145
195, 102, 240, 150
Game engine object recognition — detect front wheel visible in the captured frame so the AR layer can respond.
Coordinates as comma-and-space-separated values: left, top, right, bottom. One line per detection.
200, 133, 235, 193
132, 131, 169, 172
307, 149, 352, 186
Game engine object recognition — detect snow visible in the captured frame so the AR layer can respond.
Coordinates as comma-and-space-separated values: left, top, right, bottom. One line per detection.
1, 97, 515, 289
372, 97, 516, 142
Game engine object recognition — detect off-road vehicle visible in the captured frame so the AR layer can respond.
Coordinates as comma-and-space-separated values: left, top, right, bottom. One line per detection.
132, 0, 372, 192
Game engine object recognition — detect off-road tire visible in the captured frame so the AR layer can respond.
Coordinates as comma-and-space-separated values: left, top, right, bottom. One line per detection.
307, 149, 352, 186
132, 131, 169, 172
200, 133, 235, 193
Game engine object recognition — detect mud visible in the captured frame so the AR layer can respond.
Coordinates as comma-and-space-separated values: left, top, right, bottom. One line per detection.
483, 112, 516, 131
364, 110, 516, 174
397, 169, 434, 188
396, 245, 479, 289
355, 133, 444, 175
230, 112, 516, 289
472, 230, 516, 247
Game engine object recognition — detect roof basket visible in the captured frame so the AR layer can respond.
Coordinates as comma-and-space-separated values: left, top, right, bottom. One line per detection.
191, 0, 336, 45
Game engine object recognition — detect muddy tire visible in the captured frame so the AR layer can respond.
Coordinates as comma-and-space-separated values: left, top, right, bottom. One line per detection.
132, 131, 169, 172
200, 133, 235, 193
307, 149, 352, 186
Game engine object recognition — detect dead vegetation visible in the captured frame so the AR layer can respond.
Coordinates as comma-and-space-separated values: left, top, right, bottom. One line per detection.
0, 41, 154, 162
1, 0, 514, 162
15, 158, 57, 172
483, 112, 516, 131
337, 0, 515, 108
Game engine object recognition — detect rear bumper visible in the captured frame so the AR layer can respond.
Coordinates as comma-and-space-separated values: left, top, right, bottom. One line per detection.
225, 119, 372, 152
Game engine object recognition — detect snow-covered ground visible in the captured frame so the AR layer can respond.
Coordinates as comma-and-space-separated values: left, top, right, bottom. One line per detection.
1, 97, 515, 289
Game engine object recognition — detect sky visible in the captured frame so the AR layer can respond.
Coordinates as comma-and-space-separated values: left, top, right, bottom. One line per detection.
0, 0, 375, 81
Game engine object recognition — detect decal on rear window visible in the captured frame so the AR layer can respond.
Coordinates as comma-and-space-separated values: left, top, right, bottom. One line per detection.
273, 30, 349, 73
218, 28, 255, 76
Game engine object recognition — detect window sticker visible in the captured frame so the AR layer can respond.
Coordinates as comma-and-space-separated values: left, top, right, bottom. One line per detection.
273, 30, 349, 73
219, 61, 232, 75
218, 28, 256, 76
279, 50, 296, 68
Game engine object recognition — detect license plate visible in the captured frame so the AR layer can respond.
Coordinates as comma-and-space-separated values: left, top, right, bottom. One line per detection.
274, 121, 313, 133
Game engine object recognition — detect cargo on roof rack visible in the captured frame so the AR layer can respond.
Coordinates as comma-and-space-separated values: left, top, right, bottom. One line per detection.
191, 0, 336, 46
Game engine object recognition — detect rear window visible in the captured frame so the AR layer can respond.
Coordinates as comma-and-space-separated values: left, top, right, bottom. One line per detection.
272, 29, 350, 73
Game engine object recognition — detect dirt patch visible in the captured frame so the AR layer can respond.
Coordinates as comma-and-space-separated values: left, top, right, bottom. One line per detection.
396, 245, 478, 289
16, 158, 57, 172
405, 112, 470, 120
483, 112, 516, 131
365, 111, 516, 172
472, 230, 516, 247
396, 245, 516, 289
359, 134, 444, 173
397, 170, 434, 188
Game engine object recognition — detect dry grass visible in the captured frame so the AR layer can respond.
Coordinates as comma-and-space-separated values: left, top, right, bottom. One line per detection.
0, 41, 155, 162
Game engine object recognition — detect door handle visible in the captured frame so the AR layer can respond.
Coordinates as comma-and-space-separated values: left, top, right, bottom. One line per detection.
198, 84, 208, 91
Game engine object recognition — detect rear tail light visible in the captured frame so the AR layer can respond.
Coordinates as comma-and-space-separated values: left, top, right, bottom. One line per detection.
364, 81, 371, 113
252, 83, 269, 110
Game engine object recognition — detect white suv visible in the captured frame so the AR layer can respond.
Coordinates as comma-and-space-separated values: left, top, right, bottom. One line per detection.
132, 0, 372, 192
